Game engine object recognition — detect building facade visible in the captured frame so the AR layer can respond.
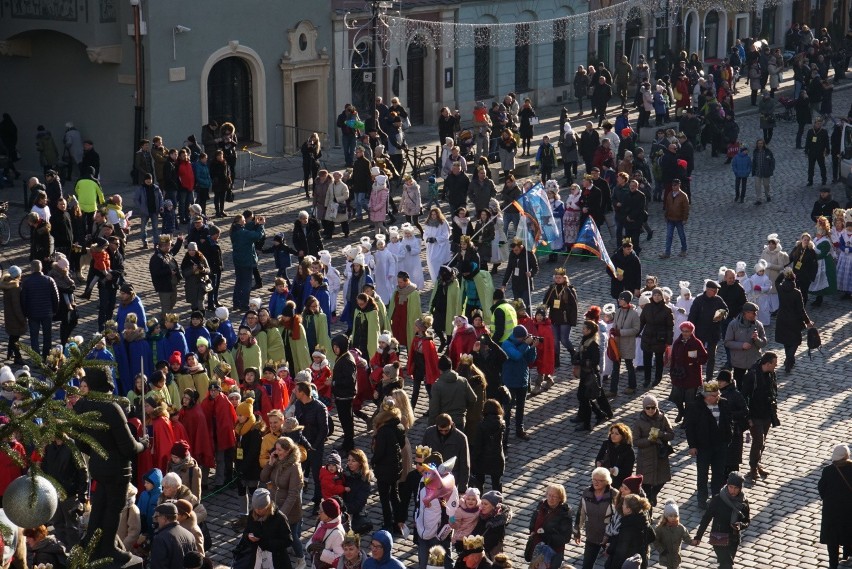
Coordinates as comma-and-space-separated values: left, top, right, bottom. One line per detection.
1, 0, 334, 182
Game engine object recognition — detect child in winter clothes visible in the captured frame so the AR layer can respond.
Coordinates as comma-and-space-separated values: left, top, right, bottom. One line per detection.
369, 332, 400, 395
161, 199, 176, 235
119, 483, 142, 552
451, 488, 482, 551
470, 309, 489, 338
137, 468, 163, 542
654, 501, 691, 569
351, 348, 374, 425
81, 237, 110, 298
730, 145, 751, 203
319, 451, 347, 499
311, 349, 333, 407
369, 174, 390, 233
530, 305, 556, 394
262, 233, 299, 281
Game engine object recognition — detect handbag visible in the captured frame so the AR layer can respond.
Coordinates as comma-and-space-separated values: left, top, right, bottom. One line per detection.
325, 201, 339, 222
529, 117, 540, 126
606, 335, 620, 362
708, 532, 730, 547
226, 188, 235, 202
402, 116, 411, 129
524, 535, 539, 562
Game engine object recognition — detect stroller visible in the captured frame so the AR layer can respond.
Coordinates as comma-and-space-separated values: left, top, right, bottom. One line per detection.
776, 96, 796, 122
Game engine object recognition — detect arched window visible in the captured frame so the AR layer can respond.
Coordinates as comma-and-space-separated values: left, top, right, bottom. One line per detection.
705, 10, 719, 59
515, 23, 531, 92
208, 56, 254, 143
625, 9, 643, 63
474, 27, 491, 99
553, 19, 569, 87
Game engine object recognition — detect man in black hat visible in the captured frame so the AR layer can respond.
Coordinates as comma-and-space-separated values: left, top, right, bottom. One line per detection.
74, 366, 147, 566
150, 502, 198, 568
688, 280, 728, 381
811, 186, 840, 221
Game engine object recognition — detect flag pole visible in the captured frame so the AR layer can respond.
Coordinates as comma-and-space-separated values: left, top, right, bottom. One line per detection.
140, 356, 146, 437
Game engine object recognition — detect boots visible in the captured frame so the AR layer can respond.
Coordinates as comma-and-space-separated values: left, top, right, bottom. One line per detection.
542, 375, 555, 391
530, 374, 544, 395
746, 467, 760, 481
757, 465, 770, 479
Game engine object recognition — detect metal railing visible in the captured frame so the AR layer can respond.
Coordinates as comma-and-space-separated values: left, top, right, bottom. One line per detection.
234, 126, 328, 182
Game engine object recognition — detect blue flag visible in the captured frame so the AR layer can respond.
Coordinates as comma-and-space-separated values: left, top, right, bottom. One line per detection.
571, 217, 616, 276
514, 182, 562, 251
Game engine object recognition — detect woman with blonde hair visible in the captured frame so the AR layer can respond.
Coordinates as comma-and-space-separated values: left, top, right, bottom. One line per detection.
371, 398, 407, 536
301, 132, 322, 200
259, 436, 304, 555
811, 215, 837, 307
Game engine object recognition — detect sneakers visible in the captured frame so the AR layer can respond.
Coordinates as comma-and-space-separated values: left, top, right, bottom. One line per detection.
658, 253, 671, 259
678, 251, 688, 258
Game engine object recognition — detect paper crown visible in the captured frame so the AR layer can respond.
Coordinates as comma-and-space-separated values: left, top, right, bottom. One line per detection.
415, 445, 432, 461
553, 267, 567, 276
165, 313, 180, 323
621, 237, 632, 245
343, 530, 360, 546
462, 535, 485, 552
103, 319, 118, 331
427, 546, 446, 566
416, 313, 433, 329
147, 317, 159, 329
459, 353, 474, 365
125, 313, 138, 324
703, 381, 720, 393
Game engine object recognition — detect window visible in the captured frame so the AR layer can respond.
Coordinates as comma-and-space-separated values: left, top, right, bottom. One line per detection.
597, 25, 611, 68
705, 10, 719, 59
208, 56, 254, 143
654, 17, 668, 59
760, 7, 777, 42
474, 28, 491, 99
515, 24, 531, 92
350, 43, 373, 114
553, 20, 568, 87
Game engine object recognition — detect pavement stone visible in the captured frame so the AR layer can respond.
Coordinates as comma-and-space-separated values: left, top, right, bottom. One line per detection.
1, 75, 852, 569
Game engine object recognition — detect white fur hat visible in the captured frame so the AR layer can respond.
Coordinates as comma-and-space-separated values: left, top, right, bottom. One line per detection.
378, 331, 391, 345
375, 234, 386, 244
215, 307, 229, 320
718, 266, 728, 281
661, 287, 673, 300
679, 281, 691, 296
766, 233, 779, 243
375, 174, 388, 187
342, 245, 356, 259
401, 223, 415, 235
360, 236, 372, 248
638, 291, 653, 307
318, 250, 332, 266
754, 260, 767, 273
249, 297, 261, 309
388, 226, 400, 237
602, 303, 616, 315
370, 166, 381, 176
736, 261, 747, 273
14, 365, 31, 379
353, 254, 366, 267
0, 366, 14, 384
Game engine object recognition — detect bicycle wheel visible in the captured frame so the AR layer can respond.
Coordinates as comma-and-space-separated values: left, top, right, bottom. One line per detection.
414, 157, 436, 178
19, 216, 31, 241
0, 217, 10, 246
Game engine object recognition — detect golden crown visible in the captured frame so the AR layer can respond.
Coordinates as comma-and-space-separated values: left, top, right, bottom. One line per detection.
428, 546, 446, 565
459, 353, 474, 365
462, 535, 485, 551
415, 445, 432, 461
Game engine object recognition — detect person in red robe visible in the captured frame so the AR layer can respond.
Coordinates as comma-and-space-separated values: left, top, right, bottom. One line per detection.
447, 315, 477, 367
137, 396, 176, 489
177, 389, 215, 472
0, 419, 27, 505
200, 381, 237, 488
260, 365, 289, 422
406, 315, 440, 410
169, 408, 189, 442
530, 305, 556, 395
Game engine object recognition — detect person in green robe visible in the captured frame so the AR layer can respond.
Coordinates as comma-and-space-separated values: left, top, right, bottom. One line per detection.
279, 300, 312, 374
351, 293, 381, 360
389, 271, 421, 350
811, 216, 837, 306
429, 265, 462, 350
174, 351, 210, 394
303, 294, 334, 367
363, 282, 388, 330
257, 307, 286, 364
460, 260, 495, 325
231, 325, 263, 380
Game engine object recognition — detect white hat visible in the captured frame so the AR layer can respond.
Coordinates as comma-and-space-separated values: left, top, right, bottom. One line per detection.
563, 121, 574, 134
190, 204, 202, 215
388, 226, 399, 237
602, 303, 616, 315
295, 370, 312, 383
353, 254, 366, 266
312, 350, 325, 359
14, 365, 31, 379
342, 245, 355, 259
375, 174, 388, 187
661, 287, 673, 300
401, 223, 414, 235
378, 332, 391, 345
718, 266, 728, 281
370, 166, 381, 176
249, 297, 262, 309
375, 145, 385, 154
679, 281, 691, 296
638, 291, 653, 307
215, 307, 230, 320
832, 444, 851, 462
187, 241, 198, 252
663, 501, 679, 518
318, 250, 332, 266
767, 233, 779, 243
754, 260, 767, 273
360, 236, 373, 248
735, 261, 747, 273
0, 366, 14, 384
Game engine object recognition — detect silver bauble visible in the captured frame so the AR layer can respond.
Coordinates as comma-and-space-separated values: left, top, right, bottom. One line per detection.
3, 475, 58, 528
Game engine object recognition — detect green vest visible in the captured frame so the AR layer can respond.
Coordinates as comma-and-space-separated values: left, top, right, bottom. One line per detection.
492, 302, 518, 343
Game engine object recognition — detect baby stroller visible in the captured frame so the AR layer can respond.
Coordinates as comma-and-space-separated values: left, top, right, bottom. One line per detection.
776, 96, 796, 122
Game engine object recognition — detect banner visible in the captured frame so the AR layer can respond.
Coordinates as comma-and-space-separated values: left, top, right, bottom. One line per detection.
571, 218, 616, 276
513, 182, 562, 252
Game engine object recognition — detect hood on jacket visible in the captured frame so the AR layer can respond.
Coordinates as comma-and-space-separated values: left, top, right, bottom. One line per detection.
144, 467, 163, 489
372, 529, 394, 562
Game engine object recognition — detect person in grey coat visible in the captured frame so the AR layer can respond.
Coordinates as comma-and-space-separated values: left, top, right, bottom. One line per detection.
468, 167, 496, 213
149, 502, 198, 569
421, 414, 471, 491
428, 355, 476, 428
723, 302, 767, 389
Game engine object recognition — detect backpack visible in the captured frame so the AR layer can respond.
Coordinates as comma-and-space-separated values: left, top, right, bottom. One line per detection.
807, 326, 822, 359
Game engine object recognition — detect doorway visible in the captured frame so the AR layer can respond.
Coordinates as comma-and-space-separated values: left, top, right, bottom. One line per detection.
406, 43, 426, 125
208, 56, 254, 143
295, 80, 320, 140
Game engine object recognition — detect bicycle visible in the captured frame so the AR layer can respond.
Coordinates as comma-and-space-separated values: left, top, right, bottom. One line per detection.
399, 145, 438, 180
19, 212, 31, 241
0, 202, 10, 245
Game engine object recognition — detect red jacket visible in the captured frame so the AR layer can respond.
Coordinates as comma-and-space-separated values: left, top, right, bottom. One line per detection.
177, 159, 195, 192
0, 440, 26, 496
531, 317, 556, 375
319, 466, 346, 499
260, 377, 289, 421
670, 334, 708, 389
448, 325, 477, 368
369, 349, 400, 384
407, 335, 440, 385
201, 393, 238, 451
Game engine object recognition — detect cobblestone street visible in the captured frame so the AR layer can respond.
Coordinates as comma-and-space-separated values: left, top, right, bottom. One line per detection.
2, 80, 851, 568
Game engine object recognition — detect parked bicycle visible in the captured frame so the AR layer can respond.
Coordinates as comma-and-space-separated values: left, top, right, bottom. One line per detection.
398, 145, 438, 180
18, 211, 31, 241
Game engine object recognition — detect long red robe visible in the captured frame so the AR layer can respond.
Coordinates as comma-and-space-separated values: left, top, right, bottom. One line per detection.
447, 324, 477, 368
178, 404, 215, 468
137, 415, 176, 489
201, 393, 237, 451
530, 317, 556, 375
407, 335, 440, 385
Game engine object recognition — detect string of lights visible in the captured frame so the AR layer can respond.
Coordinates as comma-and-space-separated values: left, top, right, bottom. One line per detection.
385, 0, 783, 49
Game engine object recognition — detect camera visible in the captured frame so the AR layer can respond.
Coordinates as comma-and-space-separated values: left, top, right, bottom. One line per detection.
529, 335, 544, 342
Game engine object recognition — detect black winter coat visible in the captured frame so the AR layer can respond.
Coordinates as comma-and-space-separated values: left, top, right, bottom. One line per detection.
529, 501, 573, 553
343, 468, 372, 514
774, 279, 810, 347
640, 301, 674, 352
371, 416, 405, 482
50, 211, 74, 248
471, 412, 505, 477
695, 491, 749, 544
332, 351, 357, 399
542, 283, 578, 326
687, 292, 728, 344
595, 440, 635, 489
74, 397, 144, 479
236, 508, 293, 567
818, 461, 852, 544
684, 398, 733, 449
610, 250, 642, 300
606, 512, 654, 569
292, 218, 323, 257
718, 281, 747, 319
235, 423, 263, 482
445, 172, 471, 210
741, 364, 778, 422
21, 273, 59, 319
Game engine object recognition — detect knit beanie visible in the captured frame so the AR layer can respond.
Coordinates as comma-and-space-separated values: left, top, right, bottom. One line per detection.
171, 440, 190, 459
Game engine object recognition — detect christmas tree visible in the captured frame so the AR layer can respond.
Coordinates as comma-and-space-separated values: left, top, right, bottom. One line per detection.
0, 338, 118, 569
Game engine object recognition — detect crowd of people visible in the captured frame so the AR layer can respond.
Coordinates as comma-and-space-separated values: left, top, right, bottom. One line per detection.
3, 29, 852, 569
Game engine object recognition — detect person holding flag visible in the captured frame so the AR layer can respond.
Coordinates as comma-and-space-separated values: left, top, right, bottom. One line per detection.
501, 237, 538, 305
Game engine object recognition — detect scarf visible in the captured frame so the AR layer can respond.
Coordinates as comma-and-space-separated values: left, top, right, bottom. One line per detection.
719, 486, 746, 526
426, 217, 443, 228
395, 283, 417, 303
311, 517, 340, 544
235, 412, 257, 436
